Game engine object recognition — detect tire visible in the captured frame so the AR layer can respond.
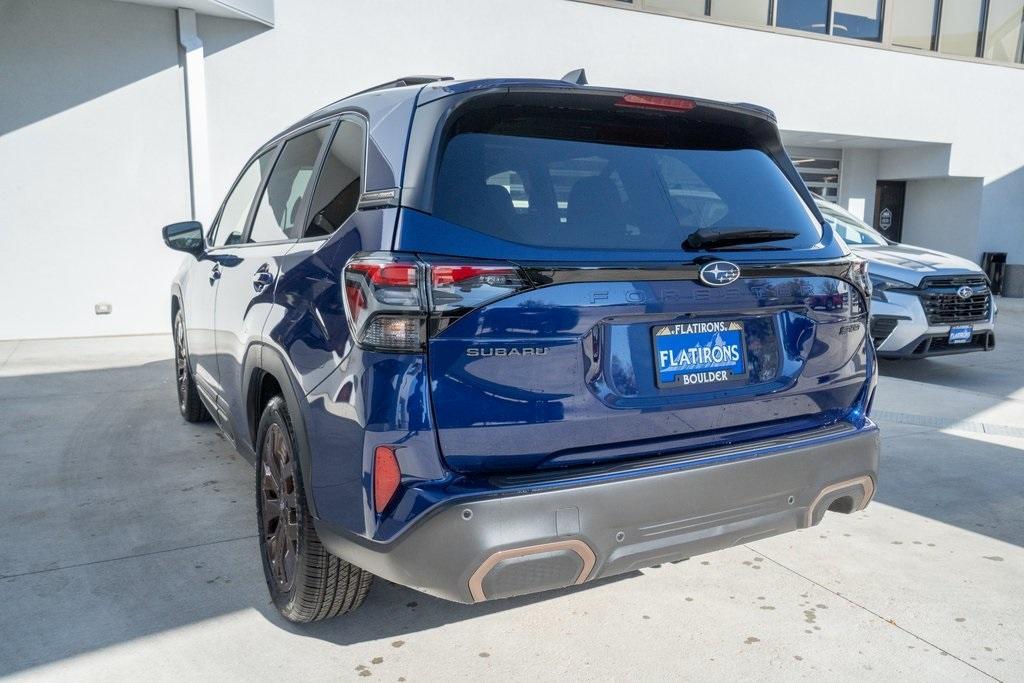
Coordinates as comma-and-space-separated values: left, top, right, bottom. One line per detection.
173, 309, 211, 423
255, 396, 373, 622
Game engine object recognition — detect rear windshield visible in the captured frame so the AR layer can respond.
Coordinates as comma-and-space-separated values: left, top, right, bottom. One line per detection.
433, 104, 820, 251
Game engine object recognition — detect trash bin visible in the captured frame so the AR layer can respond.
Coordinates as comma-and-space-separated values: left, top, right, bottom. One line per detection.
981, 252, 1007, 295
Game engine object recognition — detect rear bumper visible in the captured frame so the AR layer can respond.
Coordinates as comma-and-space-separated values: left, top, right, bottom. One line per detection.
317, 422, 879, 603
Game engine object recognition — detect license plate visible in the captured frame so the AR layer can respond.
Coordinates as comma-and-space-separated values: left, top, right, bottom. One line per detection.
948, 325, 973, 344
653, 320, 746, 387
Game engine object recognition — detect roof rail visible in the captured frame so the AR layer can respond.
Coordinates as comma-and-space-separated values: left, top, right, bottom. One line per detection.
308, 75, 455, 118
350, 75, 454, 98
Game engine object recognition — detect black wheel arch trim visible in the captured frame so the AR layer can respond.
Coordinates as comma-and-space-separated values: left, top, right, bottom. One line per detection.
243, 342, 319, 518
170, 284, 184, 322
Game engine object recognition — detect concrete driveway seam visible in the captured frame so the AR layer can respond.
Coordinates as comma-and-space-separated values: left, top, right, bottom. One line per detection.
745, 546, 1003, 682
0, 341, 19, 370
872, 410, 1024, 438
0, 535, 257, 581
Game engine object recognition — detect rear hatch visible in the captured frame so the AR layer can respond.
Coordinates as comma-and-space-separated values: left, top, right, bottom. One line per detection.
397, 87, 871, 474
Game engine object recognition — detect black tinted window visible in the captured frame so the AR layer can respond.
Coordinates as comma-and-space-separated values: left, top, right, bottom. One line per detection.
434, 107, 819, 251
249, 126, 330, 243
304, 118, 364, 238
211, 150, 274, 248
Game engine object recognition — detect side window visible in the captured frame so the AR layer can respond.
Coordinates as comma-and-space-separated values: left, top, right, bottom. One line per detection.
249, 126, 331, 243
836, 221, 869, 245
303, 118, 365, 238
210, 150, 275, 248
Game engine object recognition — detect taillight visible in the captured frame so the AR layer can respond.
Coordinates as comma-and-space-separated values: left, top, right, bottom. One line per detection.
615, 93, 697, 112
373, 445, 401, 513
342, 253, 530, 352
343, 255, 425, 352
429, 264, 526, 313
847, 259, 871, 300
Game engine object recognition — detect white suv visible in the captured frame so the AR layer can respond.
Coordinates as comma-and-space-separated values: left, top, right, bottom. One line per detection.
816, 197, 996, 359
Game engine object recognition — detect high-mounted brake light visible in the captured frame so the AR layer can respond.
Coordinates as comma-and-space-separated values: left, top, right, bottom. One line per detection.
616, 94, 697, 112
373, 445, 401, 513
342, 253, 531, 352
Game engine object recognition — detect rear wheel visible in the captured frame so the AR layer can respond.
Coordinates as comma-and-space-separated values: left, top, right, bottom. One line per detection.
173, 309, 210, 423
256, 396, 373, 622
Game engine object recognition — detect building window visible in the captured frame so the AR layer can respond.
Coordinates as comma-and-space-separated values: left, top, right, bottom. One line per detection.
644, 0, 706, 16
578, 0, 1024, 65
891, 0, 939, 49
832, 0, 884, 41
790, 152, 842, 202
776, 0, 830, 34
937, 0, 986, 57
709, 0, 771, 25
983, 0, 1024, 62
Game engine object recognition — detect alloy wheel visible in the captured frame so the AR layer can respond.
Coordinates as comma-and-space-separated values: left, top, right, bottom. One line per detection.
260, 423, 300, 592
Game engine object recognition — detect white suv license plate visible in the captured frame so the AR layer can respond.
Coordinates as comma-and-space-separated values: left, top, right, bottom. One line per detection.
948, 325, 973, 345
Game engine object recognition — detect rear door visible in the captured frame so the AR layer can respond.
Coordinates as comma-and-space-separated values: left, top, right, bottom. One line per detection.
187, 150, 273, 399
266, 116, 371, 394
212, 125, 332, 436
400, 91, 871, 474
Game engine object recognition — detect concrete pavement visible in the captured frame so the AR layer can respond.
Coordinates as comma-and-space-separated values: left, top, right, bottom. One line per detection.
1, 302, 1022, 681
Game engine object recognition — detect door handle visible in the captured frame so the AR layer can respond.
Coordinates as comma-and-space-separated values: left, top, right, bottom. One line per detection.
252, 269, 275, 292
209, 264, 221, 284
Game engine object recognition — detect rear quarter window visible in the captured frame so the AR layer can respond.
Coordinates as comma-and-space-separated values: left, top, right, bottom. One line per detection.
432, 103, 820, 252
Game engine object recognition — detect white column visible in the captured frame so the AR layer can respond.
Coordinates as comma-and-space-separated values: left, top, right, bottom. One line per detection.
838, 148, 880, 222
177, 8, 211, 224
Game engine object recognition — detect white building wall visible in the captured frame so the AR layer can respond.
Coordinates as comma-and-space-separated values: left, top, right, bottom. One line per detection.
197, 0, 1024, 264
977, 165, 1024, 261
0, 0, 191, 340
2, 0, 1023, 339
903, 178, 985, 261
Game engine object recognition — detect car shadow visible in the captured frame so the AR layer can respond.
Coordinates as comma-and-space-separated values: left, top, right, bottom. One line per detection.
1, 332, 1022, 674
872, 427, 1024, 547
878, 356, 1022, 397
0, 351, 643, 675
260, 572, 641, 647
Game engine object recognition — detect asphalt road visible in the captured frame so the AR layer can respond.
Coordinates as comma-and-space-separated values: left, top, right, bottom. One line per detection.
1, 301, 1022, 681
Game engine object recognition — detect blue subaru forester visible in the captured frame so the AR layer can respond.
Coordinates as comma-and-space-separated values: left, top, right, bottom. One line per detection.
163, 74, 879, 622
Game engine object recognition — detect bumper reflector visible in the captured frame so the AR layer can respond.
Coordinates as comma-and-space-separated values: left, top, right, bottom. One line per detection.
373, 446, 401, 513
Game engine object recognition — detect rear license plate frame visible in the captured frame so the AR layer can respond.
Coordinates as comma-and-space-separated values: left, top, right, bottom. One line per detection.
652, 320, 748, 388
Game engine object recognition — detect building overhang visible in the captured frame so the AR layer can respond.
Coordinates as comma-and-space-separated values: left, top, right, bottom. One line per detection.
113, 0, 274, 26
781, 130, 933, 150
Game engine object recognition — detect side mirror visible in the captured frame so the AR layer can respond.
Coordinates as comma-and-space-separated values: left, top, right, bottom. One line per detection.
162, 221, 205, 257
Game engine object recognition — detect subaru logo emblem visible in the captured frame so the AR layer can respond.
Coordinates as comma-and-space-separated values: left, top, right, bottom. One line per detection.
957, 285, 974, 300
698, 261, 741, 287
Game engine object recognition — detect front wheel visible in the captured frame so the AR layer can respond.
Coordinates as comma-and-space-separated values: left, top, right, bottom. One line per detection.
173, 309, 210, 423
256, 396, 373, 622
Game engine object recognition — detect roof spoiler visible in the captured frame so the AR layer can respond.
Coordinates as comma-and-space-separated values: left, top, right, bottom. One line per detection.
731, 101, 777, 122
558, 70, 774, 122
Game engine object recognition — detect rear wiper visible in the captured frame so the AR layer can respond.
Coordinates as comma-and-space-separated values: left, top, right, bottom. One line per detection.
682, 228, 799, 251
